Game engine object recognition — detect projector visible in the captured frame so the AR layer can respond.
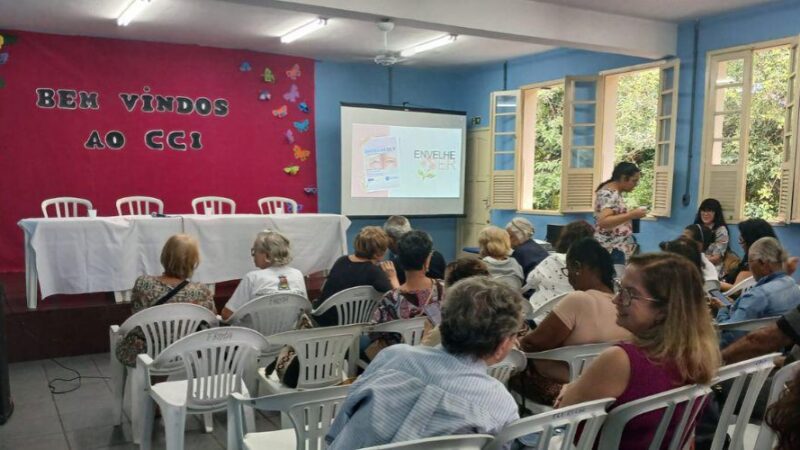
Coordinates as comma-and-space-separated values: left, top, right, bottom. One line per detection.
374, 54, 400, 66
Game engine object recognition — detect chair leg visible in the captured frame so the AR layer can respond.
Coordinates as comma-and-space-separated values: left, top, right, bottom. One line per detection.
110, 356, 126, 425
203, 412, 214, 433
139, 395, 156, 450
131, 371, 144, 444
244, 407, 256, 435
162, 404, 187, 450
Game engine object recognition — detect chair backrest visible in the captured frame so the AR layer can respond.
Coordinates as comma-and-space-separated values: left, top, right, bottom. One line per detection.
710, 353, 780, 450
531, 292, 568, 321
754, 360, 800, 450
487, 349, 527, 386
487, 398, 614, 450
312, 286, 382, 325
717, 316, 780, 332
153, 327, 268, 409
266, 324, 363, 389
191, 196, 236, 215
116, 196, 164, 215
722, 276, 755, 297
226, 293, 312, 338
358, 434, 495, 450
598, 383, 713, 450
41, 197, 93, 218
370, 317, 428, 346
526, 342, 612, 382
118, 303, 219, 370
228, 386, 350, 450
257, 196, 298, 214
494, 274, 523, 291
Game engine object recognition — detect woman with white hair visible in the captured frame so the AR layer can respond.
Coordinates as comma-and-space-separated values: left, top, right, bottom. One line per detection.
221, 230, 307, 320
506, 217, 549, 278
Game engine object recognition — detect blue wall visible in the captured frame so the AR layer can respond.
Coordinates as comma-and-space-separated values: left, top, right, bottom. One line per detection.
313, 62, 463, 259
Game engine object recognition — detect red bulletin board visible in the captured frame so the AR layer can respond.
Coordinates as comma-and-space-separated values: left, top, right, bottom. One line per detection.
0, 30, 318, 271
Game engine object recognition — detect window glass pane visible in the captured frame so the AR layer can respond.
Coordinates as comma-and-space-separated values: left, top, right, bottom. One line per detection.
658, 143, 670, 166
659, 118, 671, 142
745, 45, 791, 221
494, 115, 516, 133
717, 86, 743, 112
711, 139, 739, 165
571, 148, 594, 168
573, 81, 596, 101
494, 153, 515, 170
713, 113, 741, 141
531, 84, 564, 210
660, 92, 673, 116
494, 135, 515, 153
716, 59, 744, 85
661, 66, 675, 91
573, 103, 596, 124
571, 126, 594, 147
495, 95, 517, 113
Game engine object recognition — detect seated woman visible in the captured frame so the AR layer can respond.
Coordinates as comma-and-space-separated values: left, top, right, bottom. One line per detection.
506, 217, 549, 279
313, 226, 399, 326
368, 230, 444, 358
115, 234, 216, 367
515, 237, 631, 404
681, 224, 719, 285
525, 220, 595, 311
479, 225, 524, 286
221, 230, 307, 320
722, 218, 776, 290
694, 198, 731, 277
556, 253, 720, 450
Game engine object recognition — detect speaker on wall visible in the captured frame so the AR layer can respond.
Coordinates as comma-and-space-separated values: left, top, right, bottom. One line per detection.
0, 284, 13, 425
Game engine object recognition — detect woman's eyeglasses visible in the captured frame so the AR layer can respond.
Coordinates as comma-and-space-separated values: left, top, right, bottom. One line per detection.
613, 279, 661, 308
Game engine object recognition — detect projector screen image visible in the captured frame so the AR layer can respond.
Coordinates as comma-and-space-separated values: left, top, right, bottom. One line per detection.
341, 104, 466, 216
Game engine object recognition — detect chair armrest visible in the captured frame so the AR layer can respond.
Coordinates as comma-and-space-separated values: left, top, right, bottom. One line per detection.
524, 348, 568, 362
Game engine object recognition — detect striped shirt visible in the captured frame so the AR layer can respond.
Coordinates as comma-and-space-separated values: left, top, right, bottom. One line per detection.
326, 344, 519, 449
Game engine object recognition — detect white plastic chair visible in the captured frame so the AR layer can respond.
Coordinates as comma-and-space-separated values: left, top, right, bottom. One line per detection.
753, 360, 800, 450
531, 293, 568, 321
487, 349, 527, 386
357, 317, 430, 370
41, 197, 93, 217
525, 342, 612, 382
227, 385, 349, 450
598, 383, 713, 449
108, 303, 218, 442
225, 293, 313, 359
723, 276, 756, 297
311, 285, 383, 325
258, 324, 364, 394
358, 434, 495, 450
258, 196, 299, 215
137, 327, 268, 450
191, 196, 236, 215
717, 316, 780, 332
495, 274, 523, 291
486, 397, 615, 450
116, 196, 164, 215
709, 353, 780, 450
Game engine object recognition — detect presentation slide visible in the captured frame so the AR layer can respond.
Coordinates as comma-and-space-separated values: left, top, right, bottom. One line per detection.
341, 104, 467, 216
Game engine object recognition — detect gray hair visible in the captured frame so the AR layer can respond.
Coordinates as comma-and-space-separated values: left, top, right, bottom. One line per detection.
506, 217, 534, 242
383, 215, 412, 241
749, 237, 787, 266
253, 230, 292, 266
440, 276, 523, 359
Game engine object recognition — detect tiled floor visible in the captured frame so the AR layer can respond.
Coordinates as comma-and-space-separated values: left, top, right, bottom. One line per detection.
0, 353, 281, 450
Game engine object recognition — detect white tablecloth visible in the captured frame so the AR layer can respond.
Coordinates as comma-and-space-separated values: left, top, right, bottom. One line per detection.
18, 214, 350, 301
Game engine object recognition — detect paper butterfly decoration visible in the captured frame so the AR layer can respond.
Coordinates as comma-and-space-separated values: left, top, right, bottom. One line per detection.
258, 90, 271, 101
284, 129, 295, 144
298, 101, 309, 113
283, 84, 300, 103
0, 53, 7, 65
286, 63, 301, 80
272, 105, 287, 118
283, 165, 300, 175
239, 61, 251, 72
293, 119, 309, 132
293, 145, 311, 161
303, 186, 318, 195
263, 68, 275, 83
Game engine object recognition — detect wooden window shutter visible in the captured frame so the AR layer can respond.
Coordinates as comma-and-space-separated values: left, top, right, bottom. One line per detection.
490, 90, 520, 209
561, 76, 603, 213
651, 60, 680, 217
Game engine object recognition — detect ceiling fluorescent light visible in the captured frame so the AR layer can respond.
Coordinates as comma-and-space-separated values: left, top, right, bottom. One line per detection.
400, 34, 457, 58
117, 0, 152, 27
281, 18, 328, 44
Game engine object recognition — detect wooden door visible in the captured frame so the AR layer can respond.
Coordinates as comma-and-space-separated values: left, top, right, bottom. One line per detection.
458, 128, 492, 255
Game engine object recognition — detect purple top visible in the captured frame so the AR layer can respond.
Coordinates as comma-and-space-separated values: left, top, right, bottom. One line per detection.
610, 342, 688, 450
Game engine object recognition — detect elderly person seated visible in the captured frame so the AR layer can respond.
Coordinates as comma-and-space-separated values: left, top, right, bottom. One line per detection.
714, 237, 800, 348
115, 234, 216, 367
326, 276, 523, 449
479, 226, 524, 286
220, 230, 307, 320
384, 215, 446, 282
506, 217, 549, 279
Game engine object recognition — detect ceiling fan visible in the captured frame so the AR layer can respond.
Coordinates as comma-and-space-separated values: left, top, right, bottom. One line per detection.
372, 20, 405, 66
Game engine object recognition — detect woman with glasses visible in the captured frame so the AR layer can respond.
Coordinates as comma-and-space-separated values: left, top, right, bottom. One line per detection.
220, 230, 307, 320
555, 253, 720, 450
515, 237, 631, 404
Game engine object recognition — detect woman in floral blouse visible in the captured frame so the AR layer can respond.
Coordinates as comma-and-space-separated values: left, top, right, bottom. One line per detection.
594, 162, 647, 273
115, 234, 216, 367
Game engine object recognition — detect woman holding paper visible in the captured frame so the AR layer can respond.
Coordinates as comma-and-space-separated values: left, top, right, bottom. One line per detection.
594, 162, 647, 273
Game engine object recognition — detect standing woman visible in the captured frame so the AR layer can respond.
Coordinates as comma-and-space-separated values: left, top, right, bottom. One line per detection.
693, 198, 731, 277
594, 162, 647, 274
